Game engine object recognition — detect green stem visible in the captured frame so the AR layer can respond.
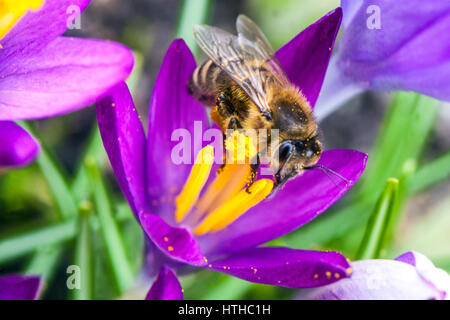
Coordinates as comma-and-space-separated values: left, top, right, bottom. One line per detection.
357, 178, 399, 260
70, 214, 93, 300
381, 160, 416, 248
85, 157, 134, 294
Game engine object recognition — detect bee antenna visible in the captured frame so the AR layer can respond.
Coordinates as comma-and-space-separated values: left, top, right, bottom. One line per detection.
304, 164, 351, 190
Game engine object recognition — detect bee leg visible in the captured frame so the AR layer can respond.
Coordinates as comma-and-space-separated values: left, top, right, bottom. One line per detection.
217, 132, 227, 174
245, 155, 260, 194
216, 117, 241, 175
227, 117, 241, 130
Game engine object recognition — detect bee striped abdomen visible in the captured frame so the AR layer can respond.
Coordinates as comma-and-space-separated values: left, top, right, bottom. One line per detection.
189, 59, 223, 106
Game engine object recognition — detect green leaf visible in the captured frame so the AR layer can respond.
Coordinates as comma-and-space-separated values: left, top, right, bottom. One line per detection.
85, 157, 134, 294
175, 0, 213, 57
119, 208, 144, 274
71, 124, 106, 203
181, 271, 252, 300
0, 219, 77, 264
23, 245, 65, 283
15, 121, 81, 290
357, 178, 399, 260
360, 93, 438, 199
200, 275, 253, 300
410, 151, 450, 193
18, 121, 78, 220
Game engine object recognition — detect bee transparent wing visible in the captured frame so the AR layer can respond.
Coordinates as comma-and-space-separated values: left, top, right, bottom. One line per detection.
236, 15, 289, 87
193, 17, 288, 115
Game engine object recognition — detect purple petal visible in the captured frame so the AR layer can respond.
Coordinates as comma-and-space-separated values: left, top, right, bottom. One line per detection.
276, 8, 342, 107
296, 258, 449, 300
340, 0, 361, 28
145, 265, 183, 300
199, 149, 367, 256
147, 39, 208, 223
139, 212, 206, 266
0, 37, 134, 120
0, 275, 41, 300
207, 247, 351, 288
396, 251, 450, 299
338, 1, 450, 101
97, 82, 147, 215
0, 0, 91, 56
395, 251, 417, 266
0, 121, 40, 168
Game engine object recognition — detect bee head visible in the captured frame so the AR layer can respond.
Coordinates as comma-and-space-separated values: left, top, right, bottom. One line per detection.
273, 137, 322, 189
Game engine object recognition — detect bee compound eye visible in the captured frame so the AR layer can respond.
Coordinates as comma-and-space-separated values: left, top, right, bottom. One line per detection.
294, 140, 304, 150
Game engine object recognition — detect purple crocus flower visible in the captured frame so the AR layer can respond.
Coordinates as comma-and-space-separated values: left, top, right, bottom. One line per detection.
297, 251, 450, 300
97, 8, 368, 300
0, 0, 134, 169
315, 0, 450, 119
0, 275, 41, 300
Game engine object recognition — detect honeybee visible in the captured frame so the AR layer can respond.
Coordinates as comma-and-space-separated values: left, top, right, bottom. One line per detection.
189, 15, 344, 192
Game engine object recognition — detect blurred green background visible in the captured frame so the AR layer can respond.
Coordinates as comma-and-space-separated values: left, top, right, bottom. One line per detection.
1, 0, 449, 300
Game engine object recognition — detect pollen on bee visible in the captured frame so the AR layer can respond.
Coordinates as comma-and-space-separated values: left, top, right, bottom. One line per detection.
224, 131, 257, 164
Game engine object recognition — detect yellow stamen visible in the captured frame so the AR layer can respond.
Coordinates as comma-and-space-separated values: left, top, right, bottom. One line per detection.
175, 145, 214, 222
0, 0, 44, 42
194, 164, 251, 216
194, 179, 273, 235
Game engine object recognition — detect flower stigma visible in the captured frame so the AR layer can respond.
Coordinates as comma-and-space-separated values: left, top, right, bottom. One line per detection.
174, 134, 273, 235
0, 0, 44, 44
